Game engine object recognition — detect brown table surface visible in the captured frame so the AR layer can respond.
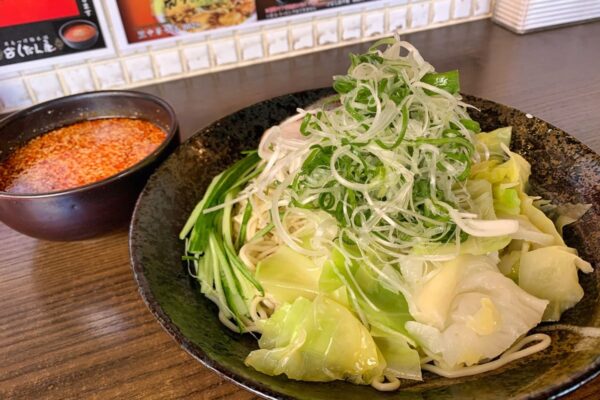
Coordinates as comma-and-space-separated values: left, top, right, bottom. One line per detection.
1, 19, 599, 399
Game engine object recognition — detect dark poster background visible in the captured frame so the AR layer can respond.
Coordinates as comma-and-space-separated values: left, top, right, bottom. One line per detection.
0, 0, 107, 67
256, 0, 375, 20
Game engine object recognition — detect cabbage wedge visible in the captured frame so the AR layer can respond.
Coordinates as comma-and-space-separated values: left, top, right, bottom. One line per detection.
245, 296, 385, 384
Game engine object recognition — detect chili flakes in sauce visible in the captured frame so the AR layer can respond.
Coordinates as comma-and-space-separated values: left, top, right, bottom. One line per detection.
0, 118, 166, 194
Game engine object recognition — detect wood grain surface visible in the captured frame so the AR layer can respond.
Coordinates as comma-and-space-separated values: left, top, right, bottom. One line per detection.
1, 19, 599, 399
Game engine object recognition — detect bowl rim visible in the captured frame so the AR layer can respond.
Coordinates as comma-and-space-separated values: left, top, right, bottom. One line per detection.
129, 88, 600, 400
0, 90, 179, 199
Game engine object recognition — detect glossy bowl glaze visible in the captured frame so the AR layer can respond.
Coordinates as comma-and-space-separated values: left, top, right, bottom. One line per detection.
129, 89, 599, 399
0, 90, 179, 241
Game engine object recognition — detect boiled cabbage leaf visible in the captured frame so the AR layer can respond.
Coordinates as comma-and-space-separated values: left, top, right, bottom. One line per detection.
520, 194, 565, 246
372, 332, 422, 381
497, 249, 521, 281
319, 247, 422, 379
405, 255, 547, 368
493, 184, 521, 216
255, 245, 321, 305
470, 145, 530, 221
531, 200, 591, 235
504, 213, 555, 246
245, 296, 385, 384
321, 247, 414, 336
519, 246, 593, 321
466, 179, 496, 219
470, 147, 530, 191
475, 127, 512, 159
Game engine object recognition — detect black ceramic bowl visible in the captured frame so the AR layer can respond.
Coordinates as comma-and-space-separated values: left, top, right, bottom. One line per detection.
58, 19, 99, 50
0, 90, 179, 241
130, 89, 600, 399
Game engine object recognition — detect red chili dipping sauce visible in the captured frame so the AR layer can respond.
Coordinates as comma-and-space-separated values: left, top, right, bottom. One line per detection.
63, 23, 97, 42
0, 118, 167, 194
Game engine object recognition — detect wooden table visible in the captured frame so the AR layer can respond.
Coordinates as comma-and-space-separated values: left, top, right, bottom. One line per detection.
1, 19, 599, 399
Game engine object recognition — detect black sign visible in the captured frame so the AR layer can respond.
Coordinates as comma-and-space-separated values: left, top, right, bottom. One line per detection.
0, 0, 107, 67
256, 0, 375, 20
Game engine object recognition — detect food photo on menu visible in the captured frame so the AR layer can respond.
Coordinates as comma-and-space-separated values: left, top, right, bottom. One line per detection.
0, 0, 599, 399
114, 0, 256, 44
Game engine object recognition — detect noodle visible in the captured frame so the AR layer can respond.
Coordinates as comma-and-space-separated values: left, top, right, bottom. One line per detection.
421, 334, 551, 379
371, 373, 401, 391
218, 311, 241, 332
249, 295, 277, 324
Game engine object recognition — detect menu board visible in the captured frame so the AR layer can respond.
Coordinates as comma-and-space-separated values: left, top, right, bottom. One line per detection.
0, 0, 112, 69
256, 0, 375, 20
109, 0, 257, 46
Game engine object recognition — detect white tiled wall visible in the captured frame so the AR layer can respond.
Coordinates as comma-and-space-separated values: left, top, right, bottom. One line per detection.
0, 79, 32, 110
389, 6, 409, 31
239, 34, 264, 61
125, 56, 154, 83
267, 29, 289, 55
213, 39, 238, 65
291, 24, 315, 50
474, 0, 492, 16
184, 45, 211, 71
411, 2, 431, 28
365, 11, 386, 37
94, 62, 126, 89
0, 0, 494, 113
63, 67, 96, 93
341, 14, 362, 40
314, 20, 333, 45
433, 0, 452, 23
454, 0, 474, 19
155, 51, 184, 77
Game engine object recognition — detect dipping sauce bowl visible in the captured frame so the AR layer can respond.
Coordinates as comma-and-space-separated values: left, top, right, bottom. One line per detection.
0, 91, 179, 241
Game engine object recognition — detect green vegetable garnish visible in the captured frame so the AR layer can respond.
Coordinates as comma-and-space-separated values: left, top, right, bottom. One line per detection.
179, 38, 593, 388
